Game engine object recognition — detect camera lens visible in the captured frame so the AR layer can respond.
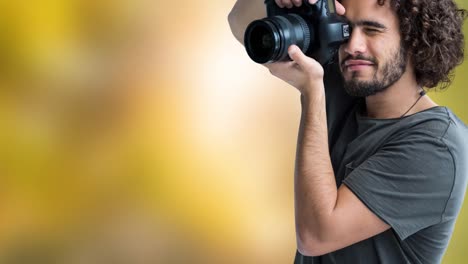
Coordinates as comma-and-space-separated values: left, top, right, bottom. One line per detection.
244, 14, 313, 64
246, 22, 279, 63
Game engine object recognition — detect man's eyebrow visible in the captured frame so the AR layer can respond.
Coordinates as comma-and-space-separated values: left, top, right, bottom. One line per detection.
353, 20, 387, 29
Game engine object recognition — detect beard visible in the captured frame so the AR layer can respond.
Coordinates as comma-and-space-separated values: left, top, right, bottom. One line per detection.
340, 44, 408, 97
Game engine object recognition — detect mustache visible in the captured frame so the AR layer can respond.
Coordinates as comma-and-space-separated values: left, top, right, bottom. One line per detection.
341, 54, 378, 67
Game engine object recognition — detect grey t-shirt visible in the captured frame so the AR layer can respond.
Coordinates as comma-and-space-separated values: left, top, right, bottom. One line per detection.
294, 65, 468, 264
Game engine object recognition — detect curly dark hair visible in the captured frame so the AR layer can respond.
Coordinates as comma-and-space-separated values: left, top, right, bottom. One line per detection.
342, 0, 467, 89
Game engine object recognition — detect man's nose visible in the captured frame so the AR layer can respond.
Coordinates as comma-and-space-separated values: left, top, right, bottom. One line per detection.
343, 29, 367, 56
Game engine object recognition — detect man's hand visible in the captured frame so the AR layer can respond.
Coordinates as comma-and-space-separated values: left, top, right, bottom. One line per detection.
266, 45, 324, 97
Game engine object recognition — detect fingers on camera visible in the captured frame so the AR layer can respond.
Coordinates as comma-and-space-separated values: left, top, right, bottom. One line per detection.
275, 0, 299, 8
282, 0, 294, 8
275, 0, 284, 8
292, 0, 303, 7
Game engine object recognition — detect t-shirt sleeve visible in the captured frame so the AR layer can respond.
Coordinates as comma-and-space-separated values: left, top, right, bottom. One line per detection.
342, 133, 456, 240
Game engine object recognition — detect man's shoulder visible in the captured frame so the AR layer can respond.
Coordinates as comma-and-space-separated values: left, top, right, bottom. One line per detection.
410, 107, 468, 216
443, 108, 468, 139
397, 106, 466, 140
425, 107, 468, 154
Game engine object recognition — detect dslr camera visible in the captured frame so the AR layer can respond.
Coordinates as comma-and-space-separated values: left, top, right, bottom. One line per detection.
244, 0, 351, 65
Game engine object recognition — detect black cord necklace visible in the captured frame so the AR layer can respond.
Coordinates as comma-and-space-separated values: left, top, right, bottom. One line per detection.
400, 90, 426, 118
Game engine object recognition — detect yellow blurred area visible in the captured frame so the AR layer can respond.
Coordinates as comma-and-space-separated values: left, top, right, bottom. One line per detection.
0, 0, 466, 263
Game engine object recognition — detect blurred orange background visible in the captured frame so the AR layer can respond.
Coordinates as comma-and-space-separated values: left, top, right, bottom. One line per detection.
0, 0, 466, 263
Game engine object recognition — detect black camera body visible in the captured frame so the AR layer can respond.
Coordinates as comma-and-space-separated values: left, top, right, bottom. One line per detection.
244, 0, 350, 65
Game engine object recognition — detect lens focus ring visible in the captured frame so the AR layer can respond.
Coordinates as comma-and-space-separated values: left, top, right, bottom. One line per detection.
286, 14, 311, 54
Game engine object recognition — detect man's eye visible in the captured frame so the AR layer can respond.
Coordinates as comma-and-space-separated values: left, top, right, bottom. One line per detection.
365, 28, 380, 33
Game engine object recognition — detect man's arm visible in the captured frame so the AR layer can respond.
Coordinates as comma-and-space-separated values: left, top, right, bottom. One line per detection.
293, 73, 390, 257
295, 96, 391, 255
228, 0, 266, 44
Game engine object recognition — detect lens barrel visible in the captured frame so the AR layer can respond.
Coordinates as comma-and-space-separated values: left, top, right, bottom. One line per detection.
244, 14, 313, 64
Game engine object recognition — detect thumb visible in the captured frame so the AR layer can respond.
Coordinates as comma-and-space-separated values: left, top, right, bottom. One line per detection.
288, 45, 312, 68
288, 45, 324, 78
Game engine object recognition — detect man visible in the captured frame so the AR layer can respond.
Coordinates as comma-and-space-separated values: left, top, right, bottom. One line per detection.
229, 0, 468, 263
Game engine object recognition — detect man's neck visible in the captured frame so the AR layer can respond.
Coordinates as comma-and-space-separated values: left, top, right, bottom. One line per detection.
364, 67, 437, 119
